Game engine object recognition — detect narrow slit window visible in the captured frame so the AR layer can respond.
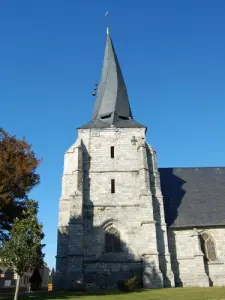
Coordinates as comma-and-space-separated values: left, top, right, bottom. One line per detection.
111, 146, 114, 158
111, 179, 115, 193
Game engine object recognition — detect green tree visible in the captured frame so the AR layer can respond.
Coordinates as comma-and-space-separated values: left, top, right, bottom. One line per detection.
0, 128, 40, 241
30, 267, 42, 291
0, 200, 45, 300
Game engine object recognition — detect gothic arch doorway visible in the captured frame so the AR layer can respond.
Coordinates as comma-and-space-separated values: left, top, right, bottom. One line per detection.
105, 227, 121, 253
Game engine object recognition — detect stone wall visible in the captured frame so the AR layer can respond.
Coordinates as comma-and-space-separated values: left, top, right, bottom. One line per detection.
55, 127, 174, 290
84, 261, 143, 289
202, 228, 225, 286
168, 227, 225, 287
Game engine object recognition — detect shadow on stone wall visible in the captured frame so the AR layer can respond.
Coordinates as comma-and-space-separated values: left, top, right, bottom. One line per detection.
56, 211, 164, 291
158, 168, 186, 287
146, 147, 173, 288
168, 231, 183, 287
55, 141, 164, 291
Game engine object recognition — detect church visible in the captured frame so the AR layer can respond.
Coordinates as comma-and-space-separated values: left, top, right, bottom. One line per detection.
55, 28, 225, 290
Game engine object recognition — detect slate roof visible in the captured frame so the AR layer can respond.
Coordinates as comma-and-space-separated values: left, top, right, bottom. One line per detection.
79, 29, 145, 129
159, 167, 225, 228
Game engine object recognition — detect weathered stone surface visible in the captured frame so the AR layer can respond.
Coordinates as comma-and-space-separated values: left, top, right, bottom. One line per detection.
84, 262, 143, 289
55, 128, 174, 290
168, 228, 225, 287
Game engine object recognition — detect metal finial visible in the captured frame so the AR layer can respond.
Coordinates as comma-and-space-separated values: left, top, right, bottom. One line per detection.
105, 11, 109, 34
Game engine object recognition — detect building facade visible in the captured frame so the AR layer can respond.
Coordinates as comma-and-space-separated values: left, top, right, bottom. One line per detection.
160, 167, 225, 287
55, 29, 225, 290
0, 265, 49, 293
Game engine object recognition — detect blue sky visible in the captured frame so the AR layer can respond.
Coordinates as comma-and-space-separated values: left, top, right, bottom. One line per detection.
1, 0, 225, 269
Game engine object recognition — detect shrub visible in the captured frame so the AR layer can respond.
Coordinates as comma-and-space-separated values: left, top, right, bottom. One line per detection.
118, 276, 137, 292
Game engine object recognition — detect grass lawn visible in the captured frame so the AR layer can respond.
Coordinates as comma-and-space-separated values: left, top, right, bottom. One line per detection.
1, 288, 225, 300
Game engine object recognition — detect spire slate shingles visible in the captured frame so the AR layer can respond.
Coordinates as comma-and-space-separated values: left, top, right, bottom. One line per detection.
80, 30, 145, 129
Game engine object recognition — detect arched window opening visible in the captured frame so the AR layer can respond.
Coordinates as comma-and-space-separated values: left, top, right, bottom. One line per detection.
105, 227, 121, 253
200, 232, 217, 261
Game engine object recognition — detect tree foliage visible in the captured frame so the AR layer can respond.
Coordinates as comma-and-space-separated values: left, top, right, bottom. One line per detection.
0, 200, 45, 275
0, 200, 45, 300
0, 128, 40, 241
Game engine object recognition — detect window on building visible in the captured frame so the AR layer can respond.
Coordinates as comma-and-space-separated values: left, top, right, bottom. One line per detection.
111, 146, 114, 158
199, 232, 217, 261
111, 179, 115, 193
105, 227, 121, 253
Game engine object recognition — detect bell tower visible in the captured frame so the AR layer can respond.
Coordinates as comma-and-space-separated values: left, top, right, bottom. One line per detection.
55, 28, 174, 290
